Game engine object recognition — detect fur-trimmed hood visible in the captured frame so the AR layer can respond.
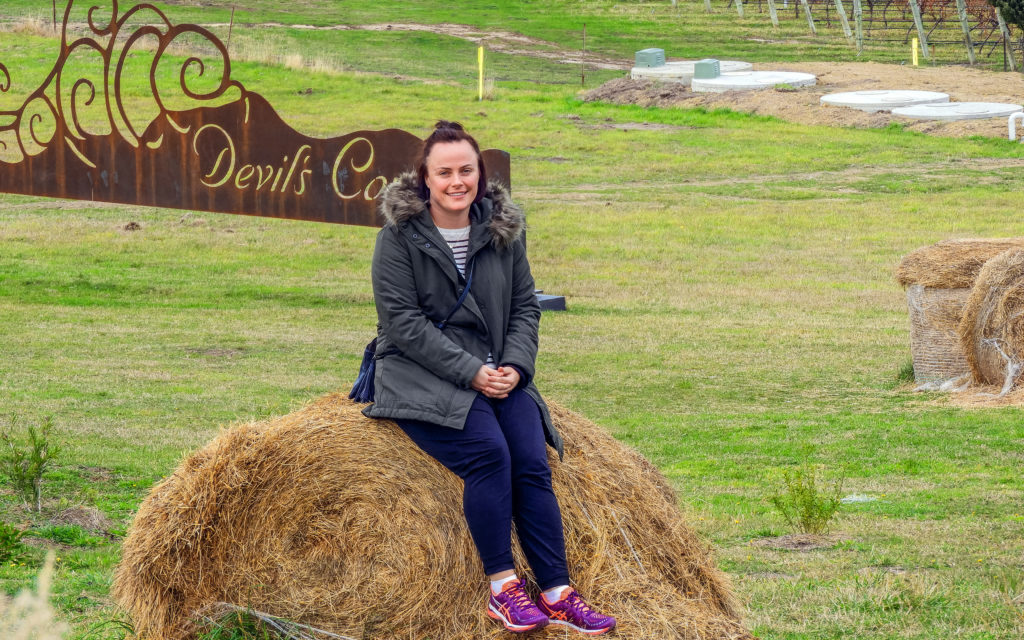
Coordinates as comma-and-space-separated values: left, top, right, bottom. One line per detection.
377, 172, 525, 248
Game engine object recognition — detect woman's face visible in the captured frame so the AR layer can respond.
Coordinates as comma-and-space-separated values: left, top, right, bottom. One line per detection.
424, 140, 480, 223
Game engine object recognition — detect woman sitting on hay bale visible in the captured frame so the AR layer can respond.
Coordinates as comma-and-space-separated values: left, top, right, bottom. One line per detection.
360, 120, 616, 635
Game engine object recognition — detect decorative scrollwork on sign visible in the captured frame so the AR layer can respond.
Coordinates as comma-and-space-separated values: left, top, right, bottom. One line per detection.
0, 63, 14, 155
0, 0, 240, 163
0, 0, 509, 227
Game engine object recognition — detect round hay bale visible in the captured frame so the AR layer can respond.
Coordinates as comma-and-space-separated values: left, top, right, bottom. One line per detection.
895, 238, 1024, 289
958, 248, 1024, 388
905, 284, 971, 384
112, 395, 751, 640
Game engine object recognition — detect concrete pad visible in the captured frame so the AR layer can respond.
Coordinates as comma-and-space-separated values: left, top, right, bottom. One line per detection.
892, 102, 1024, 120
691, 71, 816, 93
820, 90, 949, 112
630, 60, 752, 84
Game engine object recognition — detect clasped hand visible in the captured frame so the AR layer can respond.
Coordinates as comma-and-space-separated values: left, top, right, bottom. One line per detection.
471, 365, 520, 399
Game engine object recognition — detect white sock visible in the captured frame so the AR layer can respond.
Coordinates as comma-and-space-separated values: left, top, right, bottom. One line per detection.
491, 574, 518, 595
543, 585, 570, 602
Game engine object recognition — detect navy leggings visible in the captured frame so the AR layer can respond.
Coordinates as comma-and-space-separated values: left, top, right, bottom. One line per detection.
396, 388, 570, 590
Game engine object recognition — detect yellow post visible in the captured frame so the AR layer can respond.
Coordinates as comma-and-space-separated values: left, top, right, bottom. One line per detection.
478, 46, 484, 101
912, 37, 919, 66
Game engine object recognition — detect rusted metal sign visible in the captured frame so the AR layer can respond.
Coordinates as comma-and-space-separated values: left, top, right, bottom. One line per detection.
0, 1, 509, 227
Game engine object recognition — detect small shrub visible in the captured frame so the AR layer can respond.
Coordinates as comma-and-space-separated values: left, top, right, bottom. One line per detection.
896, 359, 915, 383
0, 521, 25, 563
768, 459, 843, 534
1, 416, 61, 512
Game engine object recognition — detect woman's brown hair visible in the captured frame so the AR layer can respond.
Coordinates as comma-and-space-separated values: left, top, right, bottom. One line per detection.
416, 120, 487, 205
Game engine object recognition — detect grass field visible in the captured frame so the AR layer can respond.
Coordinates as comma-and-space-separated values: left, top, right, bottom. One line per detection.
1, 1, 1024, 639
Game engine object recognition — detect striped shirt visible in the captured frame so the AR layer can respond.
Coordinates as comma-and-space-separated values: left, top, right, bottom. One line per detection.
436, 224, 495, 367
436, 224, 470, 275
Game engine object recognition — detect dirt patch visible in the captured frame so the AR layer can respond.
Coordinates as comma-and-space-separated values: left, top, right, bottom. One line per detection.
75, 465, 115, 482
936, 383, 1024, 407
178, 213, 207, 226
150, 0, 220, 6
745, 571, 799, 580
21, 536, 78, 551
198, 21, 628, 70
750, 533, 846, 551
186, 347, 244, 357
584, 61, 1024, 139
585, 120, 694, 131
582, 77, 699, 107
51, 506, 116, 533
859, 565, 908, 575
559, 111, 693, 131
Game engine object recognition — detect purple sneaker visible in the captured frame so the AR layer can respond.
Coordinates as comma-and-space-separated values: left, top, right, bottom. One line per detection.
538, 588, 616, 636
486, 579, 549, 633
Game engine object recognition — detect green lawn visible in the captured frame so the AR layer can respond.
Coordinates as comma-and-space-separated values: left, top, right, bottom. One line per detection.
1, 1, 1024, 639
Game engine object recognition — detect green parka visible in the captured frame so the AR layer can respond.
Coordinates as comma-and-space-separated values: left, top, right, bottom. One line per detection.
362, 173, 563, 458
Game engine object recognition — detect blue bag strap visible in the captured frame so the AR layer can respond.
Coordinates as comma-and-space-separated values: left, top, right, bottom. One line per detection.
436, 260, 475, 331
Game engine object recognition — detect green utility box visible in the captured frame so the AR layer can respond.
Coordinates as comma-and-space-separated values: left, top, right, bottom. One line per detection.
693, 58, 721, 79
634, 48, 665, 68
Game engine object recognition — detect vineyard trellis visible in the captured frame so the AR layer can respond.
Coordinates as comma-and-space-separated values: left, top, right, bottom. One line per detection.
731, 0, 1024, 68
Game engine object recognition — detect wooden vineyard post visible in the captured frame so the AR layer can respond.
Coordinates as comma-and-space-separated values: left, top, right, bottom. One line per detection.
799, 0, 817, 34
953, 0, 976, 64
705, 0, 712, 13
834, 0, 854, 42
853, 0, 864, 55
907, 0, 931, 61
767, 0, 780, 27
581, 24, 586, 87
996, 8, 1017, 71
736, 0, 745, 18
